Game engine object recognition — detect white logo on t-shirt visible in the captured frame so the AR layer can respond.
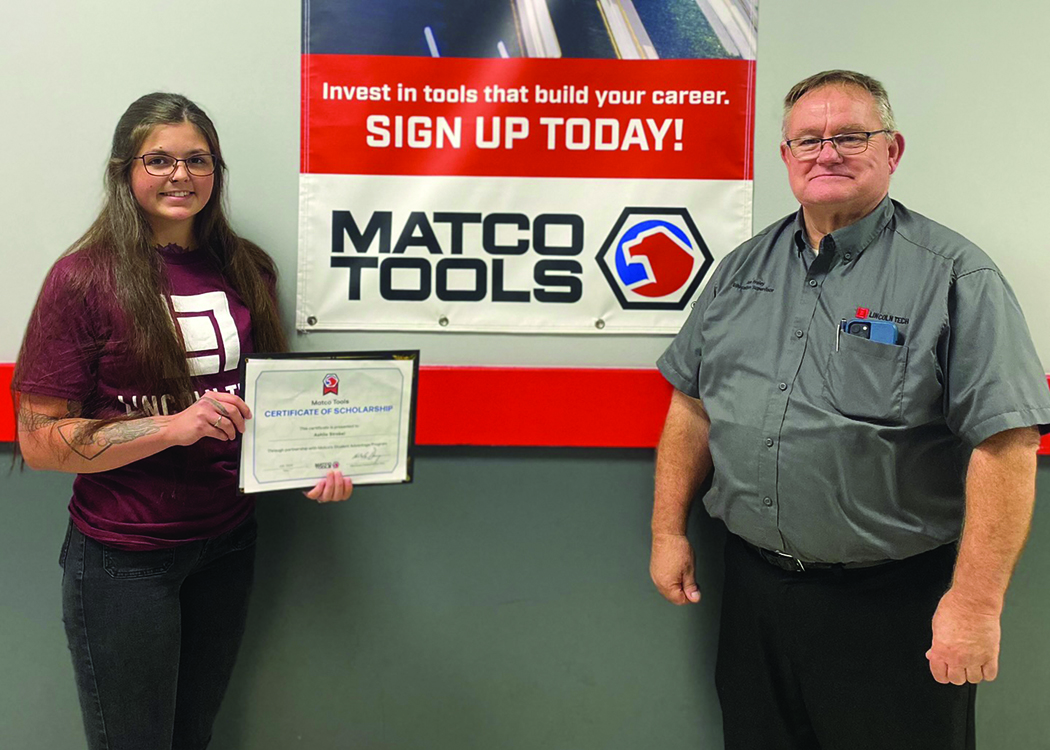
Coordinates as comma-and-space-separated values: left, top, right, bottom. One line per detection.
166, 292, 241, 376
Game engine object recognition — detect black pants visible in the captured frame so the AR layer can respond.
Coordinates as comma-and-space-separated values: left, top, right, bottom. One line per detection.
716, 534, 976, 750
60, 517, 257, 750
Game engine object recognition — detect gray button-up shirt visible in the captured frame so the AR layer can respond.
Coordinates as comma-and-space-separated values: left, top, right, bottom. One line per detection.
658, 197, 1050, 563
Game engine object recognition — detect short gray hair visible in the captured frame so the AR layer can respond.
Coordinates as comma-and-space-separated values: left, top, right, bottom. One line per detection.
782, 70, 896, 138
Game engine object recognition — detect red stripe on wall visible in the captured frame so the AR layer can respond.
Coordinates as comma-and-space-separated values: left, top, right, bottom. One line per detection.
3, 362, 1050, 453
415, 366, 670, 447
0, 363, 12, 442
0, 363, 672, 447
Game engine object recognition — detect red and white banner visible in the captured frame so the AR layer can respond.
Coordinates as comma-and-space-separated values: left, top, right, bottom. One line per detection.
298, 3, 757, 334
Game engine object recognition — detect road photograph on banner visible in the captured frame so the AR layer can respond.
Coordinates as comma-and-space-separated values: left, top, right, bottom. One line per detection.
299, 0, 758, 334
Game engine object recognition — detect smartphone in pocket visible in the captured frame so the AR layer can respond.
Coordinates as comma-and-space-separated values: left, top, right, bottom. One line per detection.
841, 318, 899, 345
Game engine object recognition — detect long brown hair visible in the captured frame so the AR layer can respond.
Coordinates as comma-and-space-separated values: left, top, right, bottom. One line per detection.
14, 92, 286, 420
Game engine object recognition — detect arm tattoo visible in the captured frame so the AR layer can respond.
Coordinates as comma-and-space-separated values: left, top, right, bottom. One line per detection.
19, 399, 158, 462
57, 420, 161, 461
18, 410, 57, 433
17, 400, 82, 432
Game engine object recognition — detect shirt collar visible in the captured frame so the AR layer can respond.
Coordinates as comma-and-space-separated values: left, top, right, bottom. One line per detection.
792, 195, 896, 265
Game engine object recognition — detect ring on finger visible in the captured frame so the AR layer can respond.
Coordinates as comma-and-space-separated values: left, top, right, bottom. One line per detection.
213, 415, 223, 428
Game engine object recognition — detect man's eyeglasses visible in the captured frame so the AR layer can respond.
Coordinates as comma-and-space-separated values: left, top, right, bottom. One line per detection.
784, 130, 892, 160
134, 153, 218, 177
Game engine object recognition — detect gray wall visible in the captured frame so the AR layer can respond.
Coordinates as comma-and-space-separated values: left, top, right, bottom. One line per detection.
3, 1, 1050, 748
4, 448, 1050, 748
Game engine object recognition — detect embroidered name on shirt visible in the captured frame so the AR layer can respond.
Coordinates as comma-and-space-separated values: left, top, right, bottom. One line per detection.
732, 278, 775, 293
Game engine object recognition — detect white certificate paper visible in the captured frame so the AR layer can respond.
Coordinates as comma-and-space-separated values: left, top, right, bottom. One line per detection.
238, 352, 418, 493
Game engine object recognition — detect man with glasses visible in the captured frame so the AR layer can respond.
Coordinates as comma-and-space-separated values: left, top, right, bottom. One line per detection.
650, 69, 1050, 749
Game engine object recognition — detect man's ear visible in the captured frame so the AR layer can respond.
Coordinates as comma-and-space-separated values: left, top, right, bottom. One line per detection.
887, 132, 905, 175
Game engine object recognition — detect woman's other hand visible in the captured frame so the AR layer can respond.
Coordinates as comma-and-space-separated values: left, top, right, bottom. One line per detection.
305, 470, 354, 503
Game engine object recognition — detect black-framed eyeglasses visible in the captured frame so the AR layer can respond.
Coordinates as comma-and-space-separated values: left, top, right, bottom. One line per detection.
134, 152, 218, 176
784, 130, 891, 160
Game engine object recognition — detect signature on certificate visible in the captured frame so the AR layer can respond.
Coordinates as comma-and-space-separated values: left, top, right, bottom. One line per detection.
352, 443, 384, 465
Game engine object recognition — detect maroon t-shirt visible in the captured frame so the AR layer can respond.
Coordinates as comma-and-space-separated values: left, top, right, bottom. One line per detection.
19, 245, 257, 549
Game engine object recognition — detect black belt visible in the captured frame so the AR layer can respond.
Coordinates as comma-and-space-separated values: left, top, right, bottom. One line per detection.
742, 539, 890, 573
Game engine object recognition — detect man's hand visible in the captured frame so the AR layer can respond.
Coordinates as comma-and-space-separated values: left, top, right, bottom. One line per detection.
650, 532, 701, 605
926, 426, 1039, 686
651, 391, 711, 606
926, 587, 1001, 684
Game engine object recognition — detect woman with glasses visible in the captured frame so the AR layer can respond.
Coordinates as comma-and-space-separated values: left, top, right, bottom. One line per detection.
11, 92, 352, 750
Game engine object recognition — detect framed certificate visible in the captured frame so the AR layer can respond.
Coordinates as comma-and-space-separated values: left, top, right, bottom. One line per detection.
238, 351, 418, 493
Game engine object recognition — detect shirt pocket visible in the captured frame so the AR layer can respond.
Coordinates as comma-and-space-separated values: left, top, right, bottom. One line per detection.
822, 332, 909, 423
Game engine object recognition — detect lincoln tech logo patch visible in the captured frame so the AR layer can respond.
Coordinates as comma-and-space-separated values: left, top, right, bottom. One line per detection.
854, 305, 910, 325
597, 208, 712, 310
322, 373, 339, 395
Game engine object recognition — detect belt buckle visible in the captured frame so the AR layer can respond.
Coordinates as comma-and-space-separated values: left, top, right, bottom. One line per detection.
772, 549, 806, 573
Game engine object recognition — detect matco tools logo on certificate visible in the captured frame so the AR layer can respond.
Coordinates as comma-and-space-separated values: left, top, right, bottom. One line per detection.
597, 207, 713, 311
322, 373, 340, 395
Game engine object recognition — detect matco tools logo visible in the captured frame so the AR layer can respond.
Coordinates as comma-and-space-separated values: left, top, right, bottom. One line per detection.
329, 210, 583, 303
597, 208, 712, 310
322, 373, 339, 395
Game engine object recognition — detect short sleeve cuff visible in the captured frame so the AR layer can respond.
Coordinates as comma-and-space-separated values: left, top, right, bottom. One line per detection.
14, 381, 88, 403
960, 407, 1050, 448
656, 353, 700, 398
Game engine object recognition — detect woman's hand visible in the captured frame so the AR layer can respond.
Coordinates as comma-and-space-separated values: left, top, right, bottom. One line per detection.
166, 392, 252, 446
305, 470, 354, 503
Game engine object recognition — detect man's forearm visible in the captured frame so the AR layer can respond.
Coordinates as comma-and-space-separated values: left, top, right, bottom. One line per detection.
950, 427, 1040, 611
652, 390, 713, 535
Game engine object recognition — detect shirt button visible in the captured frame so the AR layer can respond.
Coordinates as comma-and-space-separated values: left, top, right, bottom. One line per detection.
844, 252, 853, 261
765, 437, 774, 447
794, 329, 803, 338
808, 279, 817, 287
763, 496, 773, 507
778, 382, 787, 391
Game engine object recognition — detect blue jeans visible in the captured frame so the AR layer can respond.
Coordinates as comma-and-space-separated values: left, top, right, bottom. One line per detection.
60, 516, 257, 750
